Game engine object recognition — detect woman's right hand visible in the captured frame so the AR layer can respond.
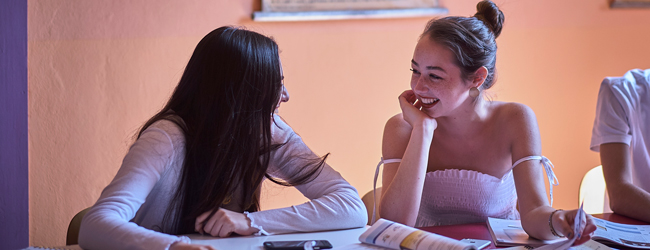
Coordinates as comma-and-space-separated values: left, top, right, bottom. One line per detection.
552, 209, 597, 246
195, 208, 259, 237
398, 90, 437, 131
170, 242, 217, 250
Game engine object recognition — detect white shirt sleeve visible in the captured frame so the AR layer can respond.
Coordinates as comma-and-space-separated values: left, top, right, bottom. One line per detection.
246, 117, 368, 234
78, 121, 190, 250
590, 78, 633, 152
79, 117, 367, 248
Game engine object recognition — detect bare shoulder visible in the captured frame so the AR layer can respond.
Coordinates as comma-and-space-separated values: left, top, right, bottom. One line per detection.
382, 113, 412, 159
490, 101, 541, 154
492, 102, 538, 128
384, 113, 411, 133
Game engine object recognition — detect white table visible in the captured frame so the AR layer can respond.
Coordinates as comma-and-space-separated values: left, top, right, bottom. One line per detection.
30, 227, 369, 250
189, 227, 368, 249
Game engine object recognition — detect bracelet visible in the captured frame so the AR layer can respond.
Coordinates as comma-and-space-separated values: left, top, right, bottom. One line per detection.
549, 209, 565, 237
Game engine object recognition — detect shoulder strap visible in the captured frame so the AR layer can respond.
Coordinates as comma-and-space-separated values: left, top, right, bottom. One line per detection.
512, 156, 559, 206
372, 158, 401, 224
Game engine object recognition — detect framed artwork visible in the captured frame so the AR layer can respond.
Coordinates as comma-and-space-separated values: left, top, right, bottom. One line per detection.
261, 0, 438, 12
253, 0, 447, 22
610, 0, 650, 8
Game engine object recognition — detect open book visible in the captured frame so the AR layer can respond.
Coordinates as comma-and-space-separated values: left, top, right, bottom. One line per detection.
487, 204, 650, 249
356, 218, 479, 250
590, 217, 650, 249
487, 204, 597, 250
486, 217, 564, 247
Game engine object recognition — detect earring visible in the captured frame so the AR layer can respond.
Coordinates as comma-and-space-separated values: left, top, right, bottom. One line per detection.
469, 87, 480, 98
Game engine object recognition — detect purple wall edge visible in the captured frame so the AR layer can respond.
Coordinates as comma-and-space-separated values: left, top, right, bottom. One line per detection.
1, 0, 29, 248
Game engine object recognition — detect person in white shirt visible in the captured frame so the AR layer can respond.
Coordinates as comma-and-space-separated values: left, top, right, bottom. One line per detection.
590, 69, 650, 223
78, 26, 367, 250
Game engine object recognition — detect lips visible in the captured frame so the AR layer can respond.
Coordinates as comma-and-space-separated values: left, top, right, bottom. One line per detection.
418, 97, 439, 109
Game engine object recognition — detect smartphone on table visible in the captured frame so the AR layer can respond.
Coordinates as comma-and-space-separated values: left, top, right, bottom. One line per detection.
263, 240, 333, 250
460, 238, 491, 249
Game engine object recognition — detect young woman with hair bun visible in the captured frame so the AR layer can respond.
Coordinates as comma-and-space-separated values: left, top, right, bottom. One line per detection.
378, 0, 596, 244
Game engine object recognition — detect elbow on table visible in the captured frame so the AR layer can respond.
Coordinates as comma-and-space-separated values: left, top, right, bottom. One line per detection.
608, 197, 626, 215
77, 212, 98, 249
77, 208, 120, 249
342, 194, 368, 228
377, 201, 417, 227
521, 223, 553, 241
377, 211, 415, 227
305, 190, 368, 230
607, 183, 638, 217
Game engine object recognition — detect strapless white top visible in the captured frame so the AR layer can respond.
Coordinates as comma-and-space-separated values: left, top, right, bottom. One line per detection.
374, 156, 557, 227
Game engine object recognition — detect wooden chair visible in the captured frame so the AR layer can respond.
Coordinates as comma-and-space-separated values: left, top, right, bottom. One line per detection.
361, 187, 381, 225
66, 207, 91, 245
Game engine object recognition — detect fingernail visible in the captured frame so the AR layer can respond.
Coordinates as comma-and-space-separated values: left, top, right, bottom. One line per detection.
567, 233, 573, 238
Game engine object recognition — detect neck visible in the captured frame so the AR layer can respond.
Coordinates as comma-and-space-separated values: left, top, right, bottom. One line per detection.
435, 97, 489, 135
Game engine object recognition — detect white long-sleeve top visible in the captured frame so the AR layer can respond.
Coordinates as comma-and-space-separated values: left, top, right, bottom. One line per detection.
78, 115, 367, 250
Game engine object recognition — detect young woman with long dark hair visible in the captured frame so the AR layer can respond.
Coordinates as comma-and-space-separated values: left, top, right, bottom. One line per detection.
79, 26, 366, 250
378, 0, 596, 245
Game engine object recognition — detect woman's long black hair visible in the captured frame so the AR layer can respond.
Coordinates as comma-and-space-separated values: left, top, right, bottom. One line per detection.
137, 26, 326, 234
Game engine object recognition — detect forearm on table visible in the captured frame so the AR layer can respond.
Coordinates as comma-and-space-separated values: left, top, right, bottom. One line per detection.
599, 143, 650, 221
520, 205, 559, 240
79, 207, 187, 250
380, 127, 432, 226
608, 182, 650, 222
248, 189, 367, 234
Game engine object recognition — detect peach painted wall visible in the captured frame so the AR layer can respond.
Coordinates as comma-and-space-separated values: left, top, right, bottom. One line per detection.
28, 0, 650, 246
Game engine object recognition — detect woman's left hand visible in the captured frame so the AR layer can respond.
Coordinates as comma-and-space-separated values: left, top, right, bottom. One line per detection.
552, 209, 597, 245
195, 208, 259, 237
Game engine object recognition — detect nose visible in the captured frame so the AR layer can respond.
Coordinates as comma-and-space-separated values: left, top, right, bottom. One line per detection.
412, 76, 428, 94
280, 85, 290, 103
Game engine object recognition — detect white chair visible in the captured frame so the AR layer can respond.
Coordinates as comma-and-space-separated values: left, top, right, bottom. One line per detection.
579, 165, 612, 214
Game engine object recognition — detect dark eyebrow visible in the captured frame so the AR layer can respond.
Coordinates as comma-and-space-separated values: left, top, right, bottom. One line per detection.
411, 59, 446, 73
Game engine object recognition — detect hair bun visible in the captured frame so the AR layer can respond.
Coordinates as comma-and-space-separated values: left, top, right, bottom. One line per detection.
473, 0, 504, 38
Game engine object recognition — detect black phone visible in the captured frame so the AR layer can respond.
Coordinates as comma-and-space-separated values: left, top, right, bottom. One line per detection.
263, 240, 333, 250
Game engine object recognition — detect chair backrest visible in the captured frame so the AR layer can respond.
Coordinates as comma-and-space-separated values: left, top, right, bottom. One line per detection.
579, 165, 612, 214
361, 187, 381, 225
66, 207, 91, 245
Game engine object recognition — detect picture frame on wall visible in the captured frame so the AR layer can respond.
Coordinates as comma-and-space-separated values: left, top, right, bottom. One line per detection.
610, 0, 650, 8
261, 0, 439, 12
252, 0, 448, 22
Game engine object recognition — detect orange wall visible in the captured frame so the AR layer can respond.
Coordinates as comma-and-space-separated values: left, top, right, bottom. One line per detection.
28, 0, 650, 246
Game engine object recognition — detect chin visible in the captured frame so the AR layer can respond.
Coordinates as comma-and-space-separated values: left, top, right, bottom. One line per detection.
423, 111, 440, 119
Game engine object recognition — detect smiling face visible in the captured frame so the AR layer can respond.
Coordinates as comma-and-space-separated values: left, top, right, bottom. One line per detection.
410, 36, 473, 118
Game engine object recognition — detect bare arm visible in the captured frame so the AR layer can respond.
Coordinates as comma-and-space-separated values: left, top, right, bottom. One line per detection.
380, 115, 434, 226
514, 161, 563, 240
509, 104, 557, 240
600, 143, 650, 222
379, 90, 437, 227
510, 104, 595, 243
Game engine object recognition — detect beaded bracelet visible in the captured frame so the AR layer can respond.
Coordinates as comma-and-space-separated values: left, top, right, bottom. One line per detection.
549, 209, 565, 237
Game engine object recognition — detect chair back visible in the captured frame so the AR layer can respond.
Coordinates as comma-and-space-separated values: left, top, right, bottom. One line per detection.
361, 187, 381, 225
579, 165, 612, 214
66, 207, 91, 245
